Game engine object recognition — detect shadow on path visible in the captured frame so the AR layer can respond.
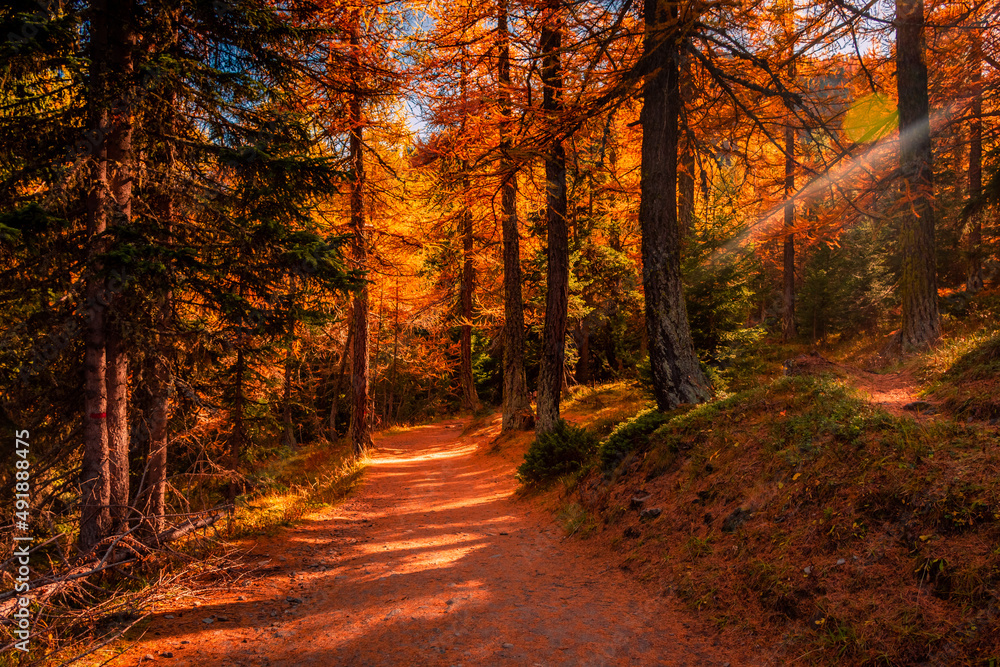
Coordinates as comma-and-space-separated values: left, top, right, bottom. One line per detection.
113, 420, 740, 667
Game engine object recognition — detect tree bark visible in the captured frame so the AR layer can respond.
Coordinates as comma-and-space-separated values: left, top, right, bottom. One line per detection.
454, 59, 481, 414
678, 47, 695, 240
895, 0, 941, 348
966, 29, 984, 293
639, 0, 710, 411
104, 7, 135, 535
498, 0, 532, 431
459, 202, 481, 411
105, 330, 129, 533
329, 317, 352, 440
146, 317, 170, 533
782, 107, 797, 341
348, 12, 373, 455
388, 281, 399, 423
144, 28, 178, 533
282, 344, 296, 448
80, 0, 114, 552
535, 0, 570, 435
227, 345, 245, 502
282, 282, 297, 449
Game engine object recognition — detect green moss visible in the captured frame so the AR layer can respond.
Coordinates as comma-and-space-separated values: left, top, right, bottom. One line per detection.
598, 408, 676, 470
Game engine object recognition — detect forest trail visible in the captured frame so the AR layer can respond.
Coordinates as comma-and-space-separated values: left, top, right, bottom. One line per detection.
847, 367, 929, 418
111, 419, 745, 667
786, 352, 931, 419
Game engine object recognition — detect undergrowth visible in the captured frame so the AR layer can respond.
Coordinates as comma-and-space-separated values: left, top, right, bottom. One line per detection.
517, 420, 598, 484
0, 439, 365, 666
598, 408, 676, 471
564, 355, 1000, 666
232, 441, 366, 537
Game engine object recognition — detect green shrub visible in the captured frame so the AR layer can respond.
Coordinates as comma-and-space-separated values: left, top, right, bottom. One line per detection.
599, 408, 674, 471
517, 421, 599, 484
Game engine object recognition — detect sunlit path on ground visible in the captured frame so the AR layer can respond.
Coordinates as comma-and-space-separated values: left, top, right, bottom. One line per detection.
109, 420, 741, 666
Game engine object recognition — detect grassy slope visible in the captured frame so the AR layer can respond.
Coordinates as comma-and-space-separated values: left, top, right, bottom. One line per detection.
231, 440, 366, 537
3, 441, 367, 667
546, 293, 1000, 666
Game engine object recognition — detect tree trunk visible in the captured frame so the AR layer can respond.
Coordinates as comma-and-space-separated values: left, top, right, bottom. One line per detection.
498, 0, 532, 431
459, 203, 481, 412
282, 284, 297, 449
678, 48, 695, 240
282, 345, 296, 448
146, 301, 170, 534
639, 0, 710, 411
371, 287, 384, 427
575, 320, 591, 384
331, 321, 352, 438
388, 282, 399, 424
80, 0, 113, 552
349, 283, 372, 455
104, 9, 135, 535
80, 273, 109, 552
106, 330, 129, 534
782, 116, 797, 340
536, 0, 570, 435
781, 5, 797, 341
895, 0, 941, 348
144, 34, 178, 534
228, 345, 245, 502
966, 29, 984, 293
348, 12, 373, 455
329, 317, 352, 440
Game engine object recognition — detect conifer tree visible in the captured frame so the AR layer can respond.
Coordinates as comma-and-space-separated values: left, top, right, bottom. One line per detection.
536, 0, 570, 434
638, 0, 710, 410
895, 0, 941, 348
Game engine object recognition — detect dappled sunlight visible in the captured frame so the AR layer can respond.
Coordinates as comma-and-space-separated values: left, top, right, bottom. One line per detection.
112, 418, 737, 666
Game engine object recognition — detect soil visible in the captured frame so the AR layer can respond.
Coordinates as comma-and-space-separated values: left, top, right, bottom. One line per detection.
784, 352, 931, 418
109, 419, 749, 667
847, 366, 929, 418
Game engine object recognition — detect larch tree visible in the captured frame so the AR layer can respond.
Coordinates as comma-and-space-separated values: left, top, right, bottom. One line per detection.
347, 8, 374, 455
781, 0, 797, 341
638, 0, 710, 411
457, 62, 482, 413
965, 11, 984, 293
535, 0, 570, 434
895, 0, 941, 348
80, 0, 137, 552
497, 0, 533, 431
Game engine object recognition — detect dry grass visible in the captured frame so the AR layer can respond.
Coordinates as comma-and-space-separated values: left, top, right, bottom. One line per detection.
229, 440, 366, 538
563, 369, 1000, 665
562, 381, 655, 436
0, 439, 367, 667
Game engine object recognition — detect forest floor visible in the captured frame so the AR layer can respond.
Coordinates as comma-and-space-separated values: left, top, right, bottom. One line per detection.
104, 418, 754, 667
98, 320, 1000, 667
784, 352, 930, 419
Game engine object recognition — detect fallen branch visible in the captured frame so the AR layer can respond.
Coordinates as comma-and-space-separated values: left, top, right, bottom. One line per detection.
0, 506, 232, 616
154, 510, 226, 545
0, 557, 138, 616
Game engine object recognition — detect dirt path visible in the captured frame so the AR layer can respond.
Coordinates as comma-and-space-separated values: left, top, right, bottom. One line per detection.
848, 367, 927, 418
786, 352, 932, 419
113, 420, 742, 667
